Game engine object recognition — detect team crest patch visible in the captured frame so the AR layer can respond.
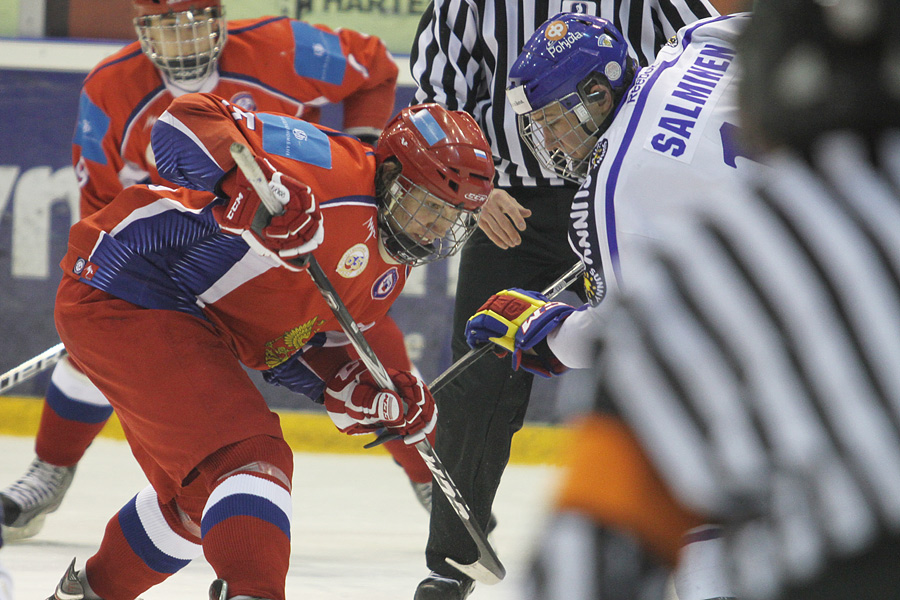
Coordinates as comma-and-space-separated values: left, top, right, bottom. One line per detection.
337, 243, 369, 278
73, 257, 98, 280
230, 92, 257, 111
589, 138, 608, 171
544, 20, 568, 41
605, 62, 622, 82
371, 268, 399, 300
264, 316, 326, 367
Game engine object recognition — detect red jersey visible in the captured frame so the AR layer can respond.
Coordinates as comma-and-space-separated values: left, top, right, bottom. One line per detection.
62, 93, 408, 398
73, 17, 398, 218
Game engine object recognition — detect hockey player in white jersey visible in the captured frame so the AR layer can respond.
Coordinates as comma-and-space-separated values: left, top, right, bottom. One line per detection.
466, 11, 754, 375
464, 12, 753, 600
524, 0, 900, 597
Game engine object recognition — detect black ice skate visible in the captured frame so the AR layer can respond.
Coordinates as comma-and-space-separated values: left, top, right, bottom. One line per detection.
414, 573, 474, 599
209, 578, 273, 600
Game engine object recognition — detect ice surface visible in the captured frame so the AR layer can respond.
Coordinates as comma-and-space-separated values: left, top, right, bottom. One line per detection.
0, 435, 559, 600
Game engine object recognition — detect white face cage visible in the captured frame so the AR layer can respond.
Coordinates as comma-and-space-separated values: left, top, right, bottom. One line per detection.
134, 6, 226, 89
379, 174, 480, 267
517, 91, 605, 184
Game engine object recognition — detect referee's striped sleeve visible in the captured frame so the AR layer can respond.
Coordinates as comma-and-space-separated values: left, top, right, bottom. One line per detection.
410, 0, 483, 113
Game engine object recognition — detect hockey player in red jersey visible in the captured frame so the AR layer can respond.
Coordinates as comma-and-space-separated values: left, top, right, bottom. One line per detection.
0, 0, 435, 542
45, 96, 494, 600
77, 0, 399, 217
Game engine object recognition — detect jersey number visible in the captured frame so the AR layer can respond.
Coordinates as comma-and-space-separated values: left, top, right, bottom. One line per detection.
720, 121, 757, 168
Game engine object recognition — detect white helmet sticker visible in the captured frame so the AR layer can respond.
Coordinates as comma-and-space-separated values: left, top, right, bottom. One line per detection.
506, 85, 534, 115
605, 62, 622, 82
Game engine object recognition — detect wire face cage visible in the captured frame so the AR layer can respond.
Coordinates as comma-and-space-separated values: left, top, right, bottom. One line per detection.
518, 90, 603, 184
379, 174, 480, 267
134, 6, 226, 89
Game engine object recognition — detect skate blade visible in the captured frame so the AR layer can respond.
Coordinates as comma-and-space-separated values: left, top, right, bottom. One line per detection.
446, 556, 504, 586
2, 513, 47, 542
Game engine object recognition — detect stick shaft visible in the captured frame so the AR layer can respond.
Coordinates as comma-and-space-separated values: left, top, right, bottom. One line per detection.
306, 255, 506, 582
305, 258, 394, 390
228, 142, 505, 581
1, 343, 67, 395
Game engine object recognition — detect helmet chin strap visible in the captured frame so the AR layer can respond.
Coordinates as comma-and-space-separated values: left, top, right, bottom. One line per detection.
382, 229, 436, 264
575, 86, 612, 135
376, 235, 402, 265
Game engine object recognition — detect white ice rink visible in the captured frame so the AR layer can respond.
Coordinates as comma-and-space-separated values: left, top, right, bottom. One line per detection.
0, 434, 560, 600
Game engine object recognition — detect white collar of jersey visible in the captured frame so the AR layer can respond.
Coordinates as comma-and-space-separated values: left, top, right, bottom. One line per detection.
164, 69, 220, 98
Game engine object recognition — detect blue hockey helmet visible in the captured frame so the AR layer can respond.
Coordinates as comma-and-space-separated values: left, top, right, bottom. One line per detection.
507, 13, 634, 182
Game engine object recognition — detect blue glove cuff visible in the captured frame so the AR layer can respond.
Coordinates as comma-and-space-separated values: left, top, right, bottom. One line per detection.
515, 302, 576, 351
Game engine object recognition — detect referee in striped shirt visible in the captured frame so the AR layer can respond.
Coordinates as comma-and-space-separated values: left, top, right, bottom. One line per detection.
409, 1, 719, 597
528, 1, 900, 599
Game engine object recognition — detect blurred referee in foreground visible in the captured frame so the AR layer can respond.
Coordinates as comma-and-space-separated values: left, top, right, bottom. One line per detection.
526, 0, 900, 599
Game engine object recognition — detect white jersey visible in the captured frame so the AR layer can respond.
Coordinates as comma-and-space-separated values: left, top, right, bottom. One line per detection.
549, 13, 755, 368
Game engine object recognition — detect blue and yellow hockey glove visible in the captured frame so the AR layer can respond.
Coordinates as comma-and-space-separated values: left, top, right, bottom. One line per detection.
465, 288, 575, 377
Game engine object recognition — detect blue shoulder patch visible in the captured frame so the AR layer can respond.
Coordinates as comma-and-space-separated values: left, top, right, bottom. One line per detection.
258, 113, 333, 169
73, 92, 110, 164
290, 21, 346, 86
410, 110, 447, 146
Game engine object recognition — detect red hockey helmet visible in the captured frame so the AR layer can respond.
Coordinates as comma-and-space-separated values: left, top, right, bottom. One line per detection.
375, 104, 495, 266
133, 0, 221, 17
376, 104, 495, 211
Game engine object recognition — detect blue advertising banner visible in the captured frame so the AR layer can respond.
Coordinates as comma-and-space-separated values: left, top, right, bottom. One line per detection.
0, 68, 82, 397
0, 52, 567, 422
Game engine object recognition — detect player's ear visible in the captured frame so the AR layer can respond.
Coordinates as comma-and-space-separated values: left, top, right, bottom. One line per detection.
583, 81, 615, 124
375, 158, 402, 202
588, 84, 613, 113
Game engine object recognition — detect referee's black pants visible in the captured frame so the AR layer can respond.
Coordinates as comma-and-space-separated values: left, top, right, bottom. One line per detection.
426, 185, 581, 579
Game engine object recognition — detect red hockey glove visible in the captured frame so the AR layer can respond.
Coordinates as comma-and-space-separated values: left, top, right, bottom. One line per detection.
215, 155, 324, 272
324, 360, 438, 445
465, 288, 575, 377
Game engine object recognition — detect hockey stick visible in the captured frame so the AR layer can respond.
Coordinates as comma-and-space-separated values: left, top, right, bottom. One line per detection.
0, 342, 67, 395
229, 142, 507, 585
364, 259, 584, 448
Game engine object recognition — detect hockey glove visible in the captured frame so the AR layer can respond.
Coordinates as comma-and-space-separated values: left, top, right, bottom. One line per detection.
215, 155, 324, 272
324, 360, 438, 445
465, 288, 575, 377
